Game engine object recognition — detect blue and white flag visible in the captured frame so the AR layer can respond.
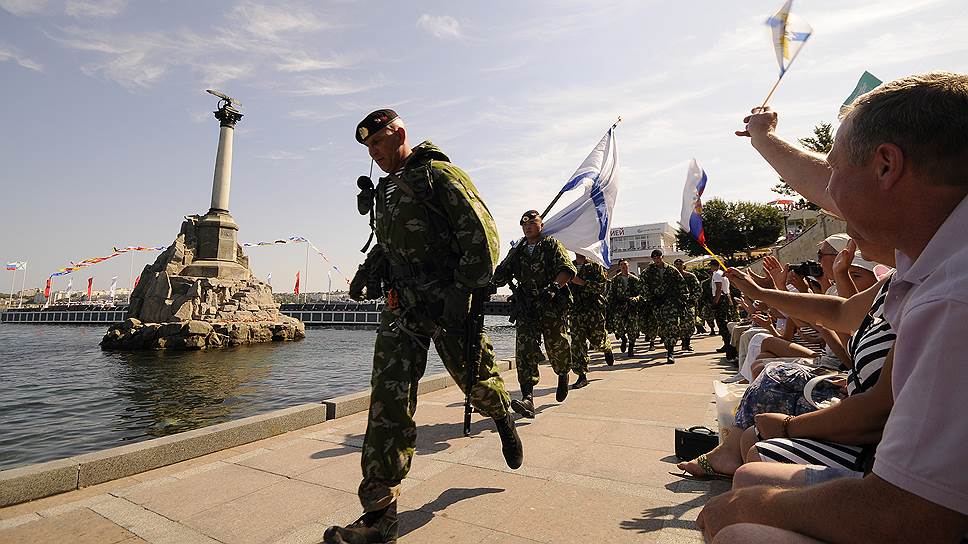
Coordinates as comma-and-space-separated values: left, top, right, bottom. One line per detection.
767, 0, 812, 76
542, 125, 620, 267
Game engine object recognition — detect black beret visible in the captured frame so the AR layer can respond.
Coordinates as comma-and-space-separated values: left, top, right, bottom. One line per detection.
519, 209, 541, 224
651, 249, 663, 258
356, 109, 399, 144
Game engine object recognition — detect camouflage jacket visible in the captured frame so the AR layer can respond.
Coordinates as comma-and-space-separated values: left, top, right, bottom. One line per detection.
681, 270, 701, 306
609, 273, 640, 302
640, 263, 687, 306
372, 141, 499, 292
493, 235, 575, 291
572, 260, 608, 310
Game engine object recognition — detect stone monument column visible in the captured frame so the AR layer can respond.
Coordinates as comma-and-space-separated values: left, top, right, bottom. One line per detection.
182, 94, 247, 280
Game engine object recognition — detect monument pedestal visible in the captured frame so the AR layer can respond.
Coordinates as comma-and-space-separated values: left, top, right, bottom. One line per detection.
181, 210, 249, 280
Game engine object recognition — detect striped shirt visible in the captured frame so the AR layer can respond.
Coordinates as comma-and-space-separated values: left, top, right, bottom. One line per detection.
756, 274, 896, 472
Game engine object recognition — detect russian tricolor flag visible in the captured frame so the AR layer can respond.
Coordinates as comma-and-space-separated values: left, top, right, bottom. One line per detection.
680, 158, 708, 246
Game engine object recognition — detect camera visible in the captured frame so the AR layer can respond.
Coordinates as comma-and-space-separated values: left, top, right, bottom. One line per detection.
789, 260, 824, 278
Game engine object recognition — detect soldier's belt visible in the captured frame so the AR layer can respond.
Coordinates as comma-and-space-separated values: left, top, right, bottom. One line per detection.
389, 261, 452, 282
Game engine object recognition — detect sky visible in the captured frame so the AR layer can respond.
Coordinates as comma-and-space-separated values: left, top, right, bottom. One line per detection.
2, 0, 967, 294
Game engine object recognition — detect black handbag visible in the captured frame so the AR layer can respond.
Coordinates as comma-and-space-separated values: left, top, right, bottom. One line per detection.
675, 426, 720, 461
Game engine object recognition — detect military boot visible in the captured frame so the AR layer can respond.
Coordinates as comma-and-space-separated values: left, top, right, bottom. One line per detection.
682, 338, 693, 352
627, 338, 636, 358
604, 350, 614, 366
666, 348, 676, 364
323, 502, 398, 544
493, 414, 523, 469
511, 384, 536, 419
620, 335, 627, 353
696, 324, 707, 334
570, 372, 589, 389
556, 372, 569, 402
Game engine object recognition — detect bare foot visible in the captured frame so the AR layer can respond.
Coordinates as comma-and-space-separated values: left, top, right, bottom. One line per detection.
676, 443, 743, 477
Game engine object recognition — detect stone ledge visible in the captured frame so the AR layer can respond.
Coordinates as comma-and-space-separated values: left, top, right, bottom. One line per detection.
0, 458, 78, 508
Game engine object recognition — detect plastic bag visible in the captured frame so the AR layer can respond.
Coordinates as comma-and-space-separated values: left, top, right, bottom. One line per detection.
713, 380, 749, 443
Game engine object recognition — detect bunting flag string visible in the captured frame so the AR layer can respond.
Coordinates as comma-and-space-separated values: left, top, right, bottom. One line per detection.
47, 237, 349, 284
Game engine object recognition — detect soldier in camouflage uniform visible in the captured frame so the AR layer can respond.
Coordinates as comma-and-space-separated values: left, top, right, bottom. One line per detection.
325, 110, 523, 544
639, 249, 688, 364
493, 210, 576, 419
674, 258, 701, 352
699, 269, 717, 335
568, 253, 614, 389
608, 259, 641, 357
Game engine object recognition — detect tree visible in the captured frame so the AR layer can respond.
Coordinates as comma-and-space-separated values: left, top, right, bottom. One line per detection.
676, 198, 784, 264
772, 122, 833, 205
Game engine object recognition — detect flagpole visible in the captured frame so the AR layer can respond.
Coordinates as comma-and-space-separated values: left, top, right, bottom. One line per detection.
18, 262, 27, 308
700, 244, 728, 270
8, 268, 16, 309
540, 117, 622, 219
127, 251, 134, 304
304, 243, 310, 303
761, 44, 807, 107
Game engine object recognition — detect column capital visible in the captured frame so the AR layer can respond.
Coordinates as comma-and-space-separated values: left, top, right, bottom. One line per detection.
214, 106, 243, 128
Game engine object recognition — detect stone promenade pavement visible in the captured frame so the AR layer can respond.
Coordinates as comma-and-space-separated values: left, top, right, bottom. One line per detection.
0, 335, 733, 544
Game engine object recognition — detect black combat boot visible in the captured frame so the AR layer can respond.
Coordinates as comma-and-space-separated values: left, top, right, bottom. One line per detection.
570, 372, 588, 389
682, 338, 693, 352
556, 372, 569, 402
627, 338, 636, 358
696, 324, 707, 334
620, 335, 627, 353
666, 347, 676, 364
604, 350, 615, 366
323, 502, 398, 544
493, 413, 523, 469
510, 384, 536, 419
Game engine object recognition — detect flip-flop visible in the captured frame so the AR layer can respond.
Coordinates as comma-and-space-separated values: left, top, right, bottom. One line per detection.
669, 454, 733, 481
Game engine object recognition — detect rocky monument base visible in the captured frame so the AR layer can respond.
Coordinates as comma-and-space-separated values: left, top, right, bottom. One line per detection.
101, 215, 304, 350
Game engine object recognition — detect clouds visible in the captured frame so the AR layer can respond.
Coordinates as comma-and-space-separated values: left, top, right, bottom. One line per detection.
44, 2, 361, 90
1, 0, 125, 18
417, 14, 461, 39
0, 44, 43, 71
65, 0, 125, 18
0, 0, 48, 16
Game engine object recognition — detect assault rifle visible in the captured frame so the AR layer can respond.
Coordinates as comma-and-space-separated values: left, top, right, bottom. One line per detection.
463, 284, 495, 437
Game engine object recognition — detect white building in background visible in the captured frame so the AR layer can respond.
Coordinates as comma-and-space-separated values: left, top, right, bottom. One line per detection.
609, 222, 687, 274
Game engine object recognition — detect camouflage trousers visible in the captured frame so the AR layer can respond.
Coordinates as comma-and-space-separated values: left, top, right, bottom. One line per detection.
680, 306, 697, 341
642, 302, 685, 352
359, 309, 511, 512
515, 312, 571, 389
570, 310, 611, 375
610, 301, 639, 342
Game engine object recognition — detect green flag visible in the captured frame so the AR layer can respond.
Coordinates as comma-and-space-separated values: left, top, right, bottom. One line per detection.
842, 71, 883, 112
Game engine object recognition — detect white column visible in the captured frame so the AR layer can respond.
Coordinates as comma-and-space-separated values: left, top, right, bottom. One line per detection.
210, 125, 234, 211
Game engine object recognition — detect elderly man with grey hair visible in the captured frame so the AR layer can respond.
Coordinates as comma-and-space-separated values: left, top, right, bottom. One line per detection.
697, 72, 968, 543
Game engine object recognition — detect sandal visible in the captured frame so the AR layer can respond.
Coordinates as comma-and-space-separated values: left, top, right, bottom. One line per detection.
669, 454, 733, 481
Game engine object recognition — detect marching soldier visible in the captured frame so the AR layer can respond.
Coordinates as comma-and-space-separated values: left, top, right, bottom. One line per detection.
639, 249, 688, 364
674, 258, 701, 352
568, 253, 615, 389
493, 210, 576, 418
609, 259, 641, 357
324, 110, 523, 544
